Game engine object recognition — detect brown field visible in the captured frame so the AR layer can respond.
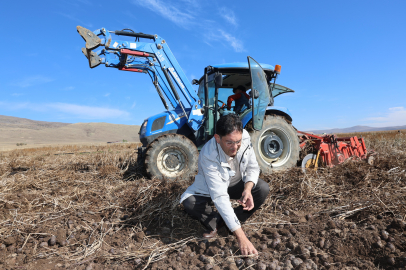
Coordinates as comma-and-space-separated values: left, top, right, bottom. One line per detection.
0, 115, 140, 151
0, 131, 406, 269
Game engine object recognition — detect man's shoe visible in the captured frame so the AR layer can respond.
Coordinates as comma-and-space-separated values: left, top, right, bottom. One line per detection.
202, 228, 218, 239
202, 220, 226, 239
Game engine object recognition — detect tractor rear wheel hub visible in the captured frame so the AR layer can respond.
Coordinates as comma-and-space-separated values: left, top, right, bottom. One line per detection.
262, 134, 284, 159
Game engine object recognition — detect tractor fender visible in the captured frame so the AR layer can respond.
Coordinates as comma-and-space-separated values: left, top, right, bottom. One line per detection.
265, 106, 292, 123
241, 106, 293, 128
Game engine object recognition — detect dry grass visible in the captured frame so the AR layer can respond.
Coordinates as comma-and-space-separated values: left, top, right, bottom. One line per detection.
0, 131, 406, 269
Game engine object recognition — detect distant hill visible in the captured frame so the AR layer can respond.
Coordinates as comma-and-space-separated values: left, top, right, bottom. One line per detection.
0, 115, 140, 150
0, 115, 71, 130
307, 125, 406, 134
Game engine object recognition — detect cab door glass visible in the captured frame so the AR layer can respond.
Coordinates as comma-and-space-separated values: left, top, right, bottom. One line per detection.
206, 80, 216, 135
248, 57, 270, 130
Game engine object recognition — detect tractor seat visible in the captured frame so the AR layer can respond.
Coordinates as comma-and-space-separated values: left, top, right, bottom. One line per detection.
238, 108, 252, 119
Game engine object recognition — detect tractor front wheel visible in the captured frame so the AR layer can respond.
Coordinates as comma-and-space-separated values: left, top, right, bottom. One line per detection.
249, 115, 299, 174
145, 134, 198, 181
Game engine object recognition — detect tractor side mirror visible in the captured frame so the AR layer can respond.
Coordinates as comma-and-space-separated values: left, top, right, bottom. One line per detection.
214, 73, 223, 88
192, 79, 199, 85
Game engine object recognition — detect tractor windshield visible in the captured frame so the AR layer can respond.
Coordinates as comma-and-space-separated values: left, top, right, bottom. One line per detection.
248, 57, 270, 130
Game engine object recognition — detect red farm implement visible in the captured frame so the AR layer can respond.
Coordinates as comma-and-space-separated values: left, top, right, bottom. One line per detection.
298, 131, 370, 170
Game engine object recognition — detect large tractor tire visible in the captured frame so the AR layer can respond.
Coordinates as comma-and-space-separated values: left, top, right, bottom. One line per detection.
249, 115, 300, 174
145, 134, 198, 181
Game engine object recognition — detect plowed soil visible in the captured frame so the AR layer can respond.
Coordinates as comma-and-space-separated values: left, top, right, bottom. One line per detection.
0, 131, 406, 270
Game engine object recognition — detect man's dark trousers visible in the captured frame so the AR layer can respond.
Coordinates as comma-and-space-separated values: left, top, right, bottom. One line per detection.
182, 178, 270, 231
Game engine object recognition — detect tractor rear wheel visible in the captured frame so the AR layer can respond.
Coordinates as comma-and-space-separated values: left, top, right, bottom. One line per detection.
249, 115, 299, 174
145, 134, 198, 181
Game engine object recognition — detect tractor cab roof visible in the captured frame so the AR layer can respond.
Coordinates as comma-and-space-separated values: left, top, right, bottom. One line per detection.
211, 62, 275, 71
204, 62, 276, 89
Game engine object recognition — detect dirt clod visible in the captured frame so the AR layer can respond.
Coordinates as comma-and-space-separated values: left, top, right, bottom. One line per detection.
327, 220, 336, 229
48, 235, 56, 246
235, 258, 244, 267
271, 238, 281, 248
295, 245, 311, 259
257, 261, 267, 270
134, 231, 145, 242
292, 257, 303, 267
386, 242, 396, 252
245, 258, 254, 266
381, 230, 389, 240
387, 256, 396, 265
374, 240, 384, 248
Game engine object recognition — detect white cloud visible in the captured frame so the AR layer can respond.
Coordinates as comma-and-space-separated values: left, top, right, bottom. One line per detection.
179, 0, 199, 7
364, 107, 406, 127
203, 29, 244, 52
389, 107, 404, 111
131, 101, 137, 109
218, 30, 244, 52
133, 1, 244, 52
133, 0, 194, 28
0, 101, 129, 119
12, 93, 23, 97
104, 93, 110, 97
48, 103, 128, 118
58, 13, 93, 28
219, 7, 238, 26
64, 86, 75, 91
11, 75, 54, 88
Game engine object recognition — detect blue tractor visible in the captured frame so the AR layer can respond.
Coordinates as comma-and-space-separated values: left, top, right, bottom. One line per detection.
77, 26, 299, 180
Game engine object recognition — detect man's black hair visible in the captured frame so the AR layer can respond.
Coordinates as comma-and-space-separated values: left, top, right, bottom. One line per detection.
232, 85, 247, 93
216, 114, 243, 137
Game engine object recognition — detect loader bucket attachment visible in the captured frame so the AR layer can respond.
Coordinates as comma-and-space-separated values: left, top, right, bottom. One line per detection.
77, 26, 101, 50
81, 48, 102, 68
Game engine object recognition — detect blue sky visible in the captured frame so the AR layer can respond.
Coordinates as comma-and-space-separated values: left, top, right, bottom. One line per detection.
1, 0, 405, 130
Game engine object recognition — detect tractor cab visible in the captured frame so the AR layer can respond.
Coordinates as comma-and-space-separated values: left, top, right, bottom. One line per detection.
196, 57, 294, 145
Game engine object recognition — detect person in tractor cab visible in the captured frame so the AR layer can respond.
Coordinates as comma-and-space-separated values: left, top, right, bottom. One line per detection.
180, 114, 270, 257
227, 85, 251, 114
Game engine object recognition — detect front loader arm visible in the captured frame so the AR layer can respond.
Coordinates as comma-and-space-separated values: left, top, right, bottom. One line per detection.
77, 26, 204, 131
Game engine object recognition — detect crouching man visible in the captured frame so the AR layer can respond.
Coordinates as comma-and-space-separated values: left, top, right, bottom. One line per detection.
180, 114, 270, 256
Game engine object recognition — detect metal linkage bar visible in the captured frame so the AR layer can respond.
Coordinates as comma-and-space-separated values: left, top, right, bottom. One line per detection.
113, 31, 155, 40
77, 25, 204, 131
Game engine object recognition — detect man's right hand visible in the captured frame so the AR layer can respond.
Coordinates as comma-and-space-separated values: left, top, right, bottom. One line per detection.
234, 228, 258, 257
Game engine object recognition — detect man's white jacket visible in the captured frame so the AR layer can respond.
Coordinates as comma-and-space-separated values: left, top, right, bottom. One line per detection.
180, 129, 260, 232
